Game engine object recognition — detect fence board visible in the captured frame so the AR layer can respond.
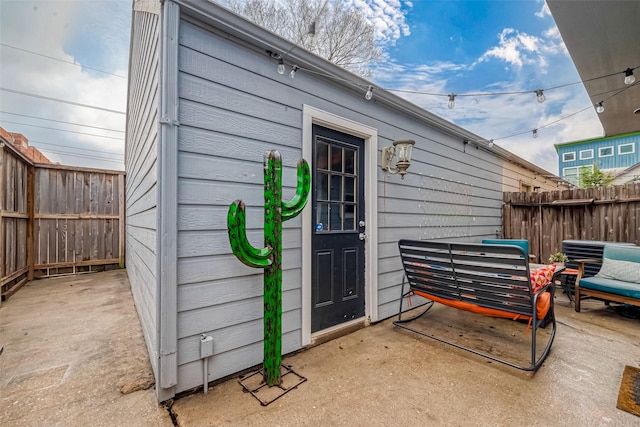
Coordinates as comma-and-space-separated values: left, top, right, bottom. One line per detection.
503, 183, 640, 262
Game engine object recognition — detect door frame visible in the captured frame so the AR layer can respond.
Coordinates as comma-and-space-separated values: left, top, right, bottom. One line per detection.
301, 105, 379, 346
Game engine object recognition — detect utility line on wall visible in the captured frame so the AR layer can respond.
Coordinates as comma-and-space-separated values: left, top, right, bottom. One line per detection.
0, 111, 124, 132
0, 88, 126, 115
0, 119, 124, 140
0, 43, 127, 79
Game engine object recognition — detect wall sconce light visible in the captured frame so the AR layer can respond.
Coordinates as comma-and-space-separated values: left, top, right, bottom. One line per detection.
381, 139, 415, 179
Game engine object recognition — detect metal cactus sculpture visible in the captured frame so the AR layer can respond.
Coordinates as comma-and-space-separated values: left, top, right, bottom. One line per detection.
228, 150, 310, 387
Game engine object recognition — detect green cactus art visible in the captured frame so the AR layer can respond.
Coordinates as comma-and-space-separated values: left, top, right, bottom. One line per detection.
228, 150, 310, 387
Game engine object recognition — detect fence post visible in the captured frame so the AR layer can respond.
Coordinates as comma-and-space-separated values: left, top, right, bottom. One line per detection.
118, 173, 125, 268
27, 165, 35, 280
0, 143, 4, 293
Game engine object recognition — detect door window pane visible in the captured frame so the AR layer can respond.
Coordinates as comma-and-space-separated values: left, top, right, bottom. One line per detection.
344, 149, 355, 174
330, 175, 342, 201
317, 172, 328, 201
331, 146, 343, 172
344, 204, 356, 230
316, 202, 329, 231
344, 176, 355, 202
330, 203, 343, 231
317, 141, 329, 171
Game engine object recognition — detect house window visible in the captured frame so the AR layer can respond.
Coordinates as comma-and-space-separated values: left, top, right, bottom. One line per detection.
563, 167, 579, 184
579, 149, 594, 160
618, 143, 635, 155
562, 152, 576, 162
599, 146, 613, 157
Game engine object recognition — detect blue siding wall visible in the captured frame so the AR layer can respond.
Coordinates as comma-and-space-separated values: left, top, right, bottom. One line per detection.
125, 8, 161, 388
172, 16, 504, 394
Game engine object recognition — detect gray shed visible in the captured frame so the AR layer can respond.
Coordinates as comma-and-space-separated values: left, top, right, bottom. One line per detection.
125, 0, 565, 402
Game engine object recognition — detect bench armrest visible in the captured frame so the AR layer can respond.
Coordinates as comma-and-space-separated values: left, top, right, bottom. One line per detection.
576, 258, 601, 281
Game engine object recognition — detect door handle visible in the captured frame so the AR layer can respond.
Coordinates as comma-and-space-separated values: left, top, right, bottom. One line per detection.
359, 220, 365, 228
359, 232, 366, 241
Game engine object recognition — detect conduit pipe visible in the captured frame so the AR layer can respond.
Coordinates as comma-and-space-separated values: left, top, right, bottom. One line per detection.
200, 334, 214, 393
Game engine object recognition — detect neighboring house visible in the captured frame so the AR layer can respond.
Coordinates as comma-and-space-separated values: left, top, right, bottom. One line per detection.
125, 0, 568, 402
0, 127, 51, 164
612, 163, 640, 185
555, 132, 640, 185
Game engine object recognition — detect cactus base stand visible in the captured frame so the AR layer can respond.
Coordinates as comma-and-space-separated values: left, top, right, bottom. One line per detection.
238, 364, 307, 406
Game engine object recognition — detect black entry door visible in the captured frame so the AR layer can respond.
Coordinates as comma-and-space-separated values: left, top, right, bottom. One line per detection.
311, 125, 365, 332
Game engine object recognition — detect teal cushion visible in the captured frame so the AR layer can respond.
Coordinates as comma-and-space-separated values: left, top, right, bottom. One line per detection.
579, 276, 640, 299
482, 239, 529, 254
602, 244, 640, 263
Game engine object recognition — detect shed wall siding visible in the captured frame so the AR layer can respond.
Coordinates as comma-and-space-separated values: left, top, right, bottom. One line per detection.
173, 18, 504, 393
126, 9, 161, 380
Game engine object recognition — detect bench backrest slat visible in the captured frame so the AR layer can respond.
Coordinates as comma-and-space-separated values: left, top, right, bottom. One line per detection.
399, 240, 535, 316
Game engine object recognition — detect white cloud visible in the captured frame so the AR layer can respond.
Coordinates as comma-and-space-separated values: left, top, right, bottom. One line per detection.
0, 0, 129, 170
478, 28, 541, 69
345, 0, 411, 45
535, 1, 551, 19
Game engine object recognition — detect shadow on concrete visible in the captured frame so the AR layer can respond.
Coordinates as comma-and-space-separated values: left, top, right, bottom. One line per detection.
1, 270, 639, 426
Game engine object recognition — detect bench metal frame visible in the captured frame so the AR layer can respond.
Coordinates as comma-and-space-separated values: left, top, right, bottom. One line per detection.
393, 240, 556, 371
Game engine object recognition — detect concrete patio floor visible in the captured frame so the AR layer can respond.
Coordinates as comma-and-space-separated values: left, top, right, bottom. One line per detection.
1, 270, 639, 426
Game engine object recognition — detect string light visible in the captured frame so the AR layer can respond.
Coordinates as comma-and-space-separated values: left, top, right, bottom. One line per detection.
365, 86, 373, 100
448, 94, 456, 109
277, 58, 285, 75
263, 51, 637, 146
307, 21, 317, 48
624, 68, 635, 85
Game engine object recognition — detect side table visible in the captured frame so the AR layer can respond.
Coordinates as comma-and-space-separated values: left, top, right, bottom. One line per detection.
558, 268, 579, 302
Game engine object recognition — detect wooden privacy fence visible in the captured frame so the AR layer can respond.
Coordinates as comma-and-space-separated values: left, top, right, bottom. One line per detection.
1, 141, 125, 300
503, 183, 640, 262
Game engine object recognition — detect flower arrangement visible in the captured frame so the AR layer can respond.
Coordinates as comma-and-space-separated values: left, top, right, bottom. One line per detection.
549, 252, 569, 263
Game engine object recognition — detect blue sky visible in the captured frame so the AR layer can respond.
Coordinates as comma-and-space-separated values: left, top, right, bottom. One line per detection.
0, 0, 605, 173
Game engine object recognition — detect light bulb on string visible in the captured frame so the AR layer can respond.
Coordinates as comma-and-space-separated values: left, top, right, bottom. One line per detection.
277, 58, 285, 75
448, 94, 456, 109
488, 140, 494, 148
596, 101, 604, 114
290, 65, 298, 79
535, 89, 545, 103
624, 68, 635, 85
365, 86, 373, 100
307, 21, 317, 48
532, 129, 538, 139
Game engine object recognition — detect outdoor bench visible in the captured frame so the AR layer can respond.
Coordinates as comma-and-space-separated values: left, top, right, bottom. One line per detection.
575, 244, 640, 312
394, 239, 556, 371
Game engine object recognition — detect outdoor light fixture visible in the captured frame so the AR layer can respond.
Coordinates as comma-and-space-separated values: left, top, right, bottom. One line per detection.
290, 65, 298, 79
365, 86, 374, 100
488, 140, 494, 148
381, 139, 415, 179
624, 68, 635, 85
596, 101, 604, 114
532, 129, 538, 139
277, 57, 285, 75
535, 89, 545, 103
448, 94, 456, 109
307, 21, 318, 48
